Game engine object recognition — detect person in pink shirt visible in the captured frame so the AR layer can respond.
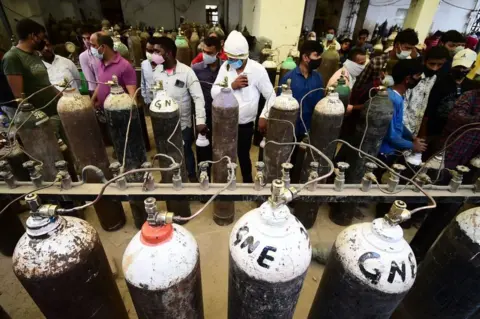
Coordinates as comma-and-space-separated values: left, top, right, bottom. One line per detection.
78, 26, 99, 96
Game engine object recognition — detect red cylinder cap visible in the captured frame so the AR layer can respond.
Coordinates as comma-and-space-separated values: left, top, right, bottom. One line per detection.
140, 222, 173, 246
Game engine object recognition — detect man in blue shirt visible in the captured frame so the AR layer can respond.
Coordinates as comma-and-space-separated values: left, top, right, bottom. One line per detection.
379, 59, 427, 164
259, 40, 324, 138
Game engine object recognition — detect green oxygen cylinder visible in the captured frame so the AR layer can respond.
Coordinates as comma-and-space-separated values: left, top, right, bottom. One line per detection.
319, 45, 340, 88
280, 56, 297, 81
335, 73, 351, 109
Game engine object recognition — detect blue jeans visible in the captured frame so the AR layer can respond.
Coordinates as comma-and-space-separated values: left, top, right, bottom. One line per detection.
182, 127, 196, 178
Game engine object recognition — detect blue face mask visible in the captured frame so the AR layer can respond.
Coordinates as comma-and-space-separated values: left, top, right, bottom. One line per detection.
91, 46, 103, 60
228, 59, 244, 70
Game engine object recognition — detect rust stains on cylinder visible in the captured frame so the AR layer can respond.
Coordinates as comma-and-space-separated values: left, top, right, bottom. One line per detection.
212, 87, 239, 226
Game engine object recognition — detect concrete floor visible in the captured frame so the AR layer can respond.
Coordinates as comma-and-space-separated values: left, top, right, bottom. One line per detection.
0, 116, 420, 318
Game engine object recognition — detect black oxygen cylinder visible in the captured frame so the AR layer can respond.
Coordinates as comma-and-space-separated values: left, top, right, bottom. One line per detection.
393, 207, 480, 318
0, 196, 25, 256
212, 86, 239, 226
57, 87, 126, 231
262, 57, 277, 86
149, 83, 191, 221
296, 92, 344, 229
0, 142, 29, 181
0, 305, 10, 319
14, 100, 63, 181
104, 79, 147, 183
264, 84, 299, 182
12, 194, 129, 319
332, 88, 393, 226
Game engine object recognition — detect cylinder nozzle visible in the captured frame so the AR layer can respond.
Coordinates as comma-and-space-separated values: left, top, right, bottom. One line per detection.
384, 200, 411, 225
145, 197, 174, 225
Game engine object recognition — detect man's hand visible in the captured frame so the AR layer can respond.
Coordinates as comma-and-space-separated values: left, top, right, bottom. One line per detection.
258, 118, 267, 134
196, 124, 208, 135
412, 138, 427, 153
231, 75, 248, 90
345, 104, 354, 116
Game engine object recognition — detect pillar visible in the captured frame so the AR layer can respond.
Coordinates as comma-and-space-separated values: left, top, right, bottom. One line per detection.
249, 0, 306, 62
403, 0, 441, 43
302, 0, 318, 32
353, 0, 370, 39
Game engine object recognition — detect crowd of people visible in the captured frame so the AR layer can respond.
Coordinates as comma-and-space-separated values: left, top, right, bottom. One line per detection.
1, 18, 480, 184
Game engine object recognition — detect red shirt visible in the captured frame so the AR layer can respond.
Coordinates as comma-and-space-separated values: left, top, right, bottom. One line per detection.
191, 49, 227, 65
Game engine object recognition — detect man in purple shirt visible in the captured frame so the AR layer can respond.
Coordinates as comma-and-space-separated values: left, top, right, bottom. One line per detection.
91, 33, 137, 108
79, 26, 99, 96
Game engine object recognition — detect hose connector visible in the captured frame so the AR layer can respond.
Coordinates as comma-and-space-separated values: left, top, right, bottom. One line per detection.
361, 162, 378, 192
387, 163, 406, 192
413, 173, 431, 193
145, 197, 174, 225
269, 179, 297, 207
306, 162, 319, 191
171, 163, 182, 190
384, 200, 411, 225
0, 160, 16, 189
141, 162, 155, 191
334, 162, 349, 192
281, 162, 294, 188
55, 160, 72, 190
198, 162, 209, 190
25, 193, 58, 218
449, 165, 470, 193
254, 161, 266, 191
23, 160, 43, 188
109, 161, 127, 190
227, 163, 237, 190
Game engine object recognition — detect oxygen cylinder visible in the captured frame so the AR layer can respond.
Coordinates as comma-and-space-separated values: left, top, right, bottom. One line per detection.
14, 100, 63, 181
190, 28, 200, 58
297, 91, 344, 229
333, 88, 393, 226
262, 56, 277, 86
149, 82, 191, 220
212, 84, 239, 225
229, 180, 311, 318
57, 87, 126, 231
128, 27, 143, 67
176, 29, 191, 66
318, 46, 340, 88
113, 35, 130, 60
13, 194, 128, 319
280, 56, 296, 81
0, 141, 29, 181
140, 27, 150, 41
0, 196, 25, 256
335, 73, 351, 108
104, 76, 147, 183
394, 207, 480, 318
467, 155, 480, 184
123, 198, 204, 319
308, 201, 416, 318
264, 82, 299, 182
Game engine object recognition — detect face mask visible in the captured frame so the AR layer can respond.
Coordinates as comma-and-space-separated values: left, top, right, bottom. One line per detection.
151, 53, 165, 65
424, 66, 437, 78
382, 75, 394, 87
146, 52, 153, 62
228, 59, 244, 70
451, 68, 469, 80
396, 49, 411, 60
203, 53, 217, 65
343, 59, 365, 77
326, 34, 334, 41
308, 58, 321, 71
455, 46, 465, 54
35, 39, 46, 51
90, 47, 103, 60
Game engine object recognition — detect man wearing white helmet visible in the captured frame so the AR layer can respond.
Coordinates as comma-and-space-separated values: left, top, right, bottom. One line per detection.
211, 30, 275, 183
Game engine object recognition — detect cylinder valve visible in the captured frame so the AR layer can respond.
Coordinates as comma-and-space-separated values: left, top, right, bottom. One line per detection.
449, 165, 470, 193
55, 160, 72, 190
141, 162, 154, 191
144, 197, 174, 225
281, 162, 294, 188
413, 172, 432, 192
387, 163, 406, 192
0, 160, 17, 189
334, 162, 349, 192
227, 163, 237, 190
109, 162, 127, 190
254, 161, 266, 191
361, 162, 378, 192
171, 163, 182, 190
23, 160, 43, 188
306, 162, 320, 191
384, 200, 411, 225
198, 162, 209, 190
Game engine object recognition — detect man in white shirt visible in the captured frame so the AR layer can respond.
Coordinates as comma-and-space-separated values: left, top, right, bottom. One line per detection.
152, 37, 206, 181
141, 37, 163, 105
41, 37, 81, 90
211, 30, 275, 183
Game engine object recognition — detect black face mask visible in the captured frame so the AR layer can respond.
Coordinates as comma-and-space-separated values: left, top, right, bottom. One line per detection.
424, 67, 437, 78
308, 58, 321, 71
35, 40, 46, 51
451, 68, 469, 80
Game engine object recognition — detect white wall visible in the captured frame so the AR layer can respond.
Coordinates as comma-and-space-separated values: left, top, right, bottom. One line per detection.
242, 0, 255, 31
302, 0, 317, 32
363, 0, 411, 35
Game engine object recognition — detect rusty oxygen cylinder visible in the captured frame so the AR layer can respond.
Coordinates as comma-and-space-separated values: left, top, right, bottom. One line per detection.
123, 198, 204, 319
229, 180, 311, 318
296, 90, 344, 229
176, 29, 191, 66
262, 55, 278, 86
104, 75, 147, 183
212, 78, 239, 225
149, 81, 191, 221
57, 86, 126, 231
264, 80, 299, 183
393, 207, 480, 318
13, 194, 129, 319
309, 201, 416, 318
318, 45, 340, 88
14, 99, 63, 181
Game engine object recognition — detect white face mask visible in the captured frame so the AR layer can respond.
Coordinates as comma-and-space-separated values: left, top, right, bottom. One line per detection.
343, 59, 365, 77
396, 49, 411, 60
455, 46, 465, 54
203, 52, 217, 65
146, 52, 153, 62
382, 75, 395, 87
326, 34, 334, 41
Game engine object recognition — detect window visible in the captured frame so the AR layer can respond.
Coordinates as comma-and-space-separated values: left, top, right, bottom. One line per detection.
206, 5, 219, 25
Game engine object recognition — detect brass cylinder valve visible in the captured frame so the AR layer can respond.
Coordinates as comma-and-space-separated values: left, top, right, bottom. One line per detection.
387, 164, 406, 192
361, 162, 378, 192
198, 162, 210, 190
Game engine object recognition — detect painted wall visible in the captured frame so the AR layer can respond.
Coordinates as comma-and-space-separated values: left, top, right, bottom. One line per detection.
242, 0, 255, 31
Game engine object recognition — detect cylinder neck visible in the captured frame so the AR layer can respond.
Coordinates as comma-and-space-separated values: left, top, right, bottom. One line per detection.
62, 87, 78, 97
140, 223, 173, 246
110, 83, 125, 95
26, 215, 63, 238
259, 201, 290, 226
370, 218, 404, 243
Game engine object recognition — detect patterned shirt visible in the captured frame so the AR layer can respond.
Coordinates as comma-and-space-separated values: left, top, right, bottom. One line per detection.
351, 53, 391, 104
403, 74, 437, 136
442, 90, 480, 168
